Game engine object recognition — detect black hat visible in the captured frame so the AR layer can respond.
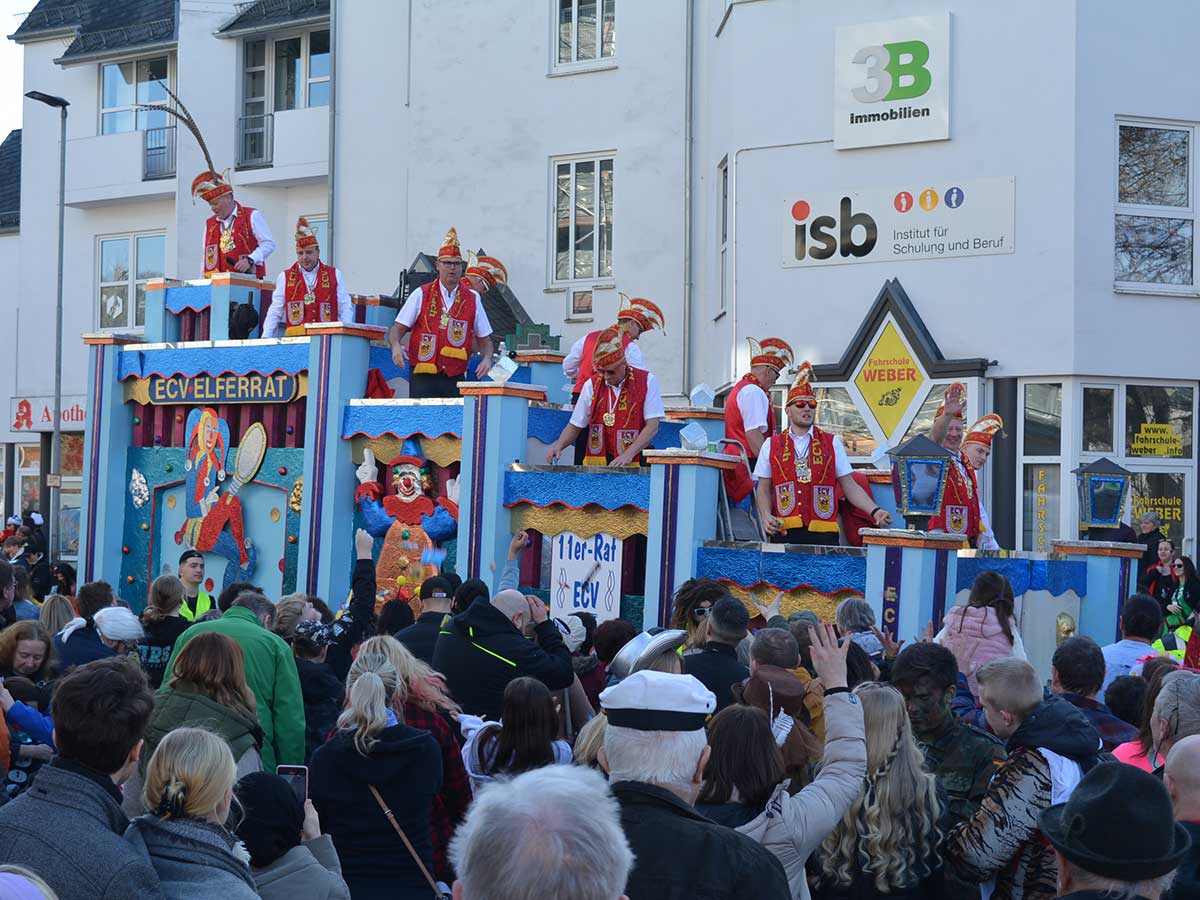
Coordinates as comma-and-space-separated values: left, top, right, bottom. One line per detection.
420, 575, 452, 601
1039, 761, 1191, 881
178, 548, 203, 566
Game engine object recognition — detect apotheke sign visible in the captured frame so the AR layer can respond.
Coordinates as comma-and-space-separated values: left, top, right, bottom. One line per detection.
781, 177, 1015, 268
834, 14, 950, 150
10, 395, 87, 432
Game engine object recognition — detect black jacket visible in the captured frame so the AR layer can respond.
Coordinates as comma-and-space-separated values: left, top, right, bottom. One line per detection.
612, 781, 790, 900
326, 558, 377, 682
309, 723, 441, 900
1009, 694, 1104, 769
53, 621, 116, 673
431, 598, 574, 720
1165, 821, 1200, 900
1139, 527, 1168, 575
394, 610, 446, 665
138, 616, 191, 689
684, 641, 749, 712
294, 656, 343, 762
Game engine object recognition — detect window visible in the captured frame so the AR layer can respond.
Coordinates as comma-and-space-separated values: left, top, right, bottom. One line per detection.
100, 56, 169, 134
1023, 383, 1063, 456
1082, 387, 1115, 452
244, 30, 331, 114
1126, 383, 1193, 459
303, 216, 328, 251
556, 0, 616, 69
570, 290, 593, 318
1115, 120, 1196, 290
553, 155, 614, 284
814, 387, 876, 458
719, 158, 728, 312
17, 444, 39, 513
98, 232, 165, 330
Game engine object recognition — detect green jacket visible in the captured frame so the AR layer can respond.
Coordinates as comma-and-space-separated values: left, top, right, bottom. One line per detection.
141, 687, 264, 774
165, 607, 305, 770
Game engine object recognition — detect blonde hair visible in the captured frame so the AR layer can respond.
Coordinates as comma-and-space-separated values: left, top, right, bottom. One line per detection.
142, 574, 185, 624
573, 710, 608, 768
39, 594, 75, 635
0, 865, 58, 899
338, 652, 400, 757
977, 656, 1042, 719
818, 683, 941, 894
273, 594, 311, 640
143, 727, 236, 822
358, 634, 459, 715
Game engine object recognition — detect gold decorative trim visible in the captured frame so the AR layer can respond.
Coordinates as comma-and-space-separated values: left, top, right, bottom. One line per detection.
719, 583, 864, 625
510, 504, 647, 540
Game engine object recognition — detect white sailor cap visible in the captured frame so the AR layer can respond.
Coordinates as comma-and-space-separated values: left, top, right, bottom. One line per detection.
599, 670, 716, 732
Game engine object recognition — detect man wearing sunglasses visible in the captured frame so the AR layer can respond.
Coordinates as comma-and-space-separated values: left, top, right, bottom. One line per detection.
753, 361, 891, 545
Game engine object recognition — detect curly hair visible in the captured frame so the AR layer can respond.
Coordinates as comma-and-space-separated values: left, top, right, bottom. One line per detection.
816, 683, 942, 894
668, 578, 728, 648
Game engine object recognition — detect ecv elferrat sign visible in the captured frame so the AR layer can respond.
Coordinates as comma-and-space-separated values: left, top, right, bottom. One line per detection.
834, 14, 951, 150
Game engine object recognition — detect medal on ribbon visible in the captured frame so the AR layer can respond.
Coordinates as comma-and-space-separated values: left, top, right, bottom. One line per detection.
219, 227, 235, 254
603, 412, 616, 427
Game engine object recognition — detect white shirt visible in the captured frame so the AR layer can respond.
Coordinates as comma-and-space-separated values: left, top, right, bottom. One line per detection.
220, 204, 276, 266
563, 333, 644, 380
262, 264, 354, 338
394, 282, 493, 337
952, 453, 1001, 550
752, 428, 853, 480
735, 381, 771, 433
569, 370, 666, 429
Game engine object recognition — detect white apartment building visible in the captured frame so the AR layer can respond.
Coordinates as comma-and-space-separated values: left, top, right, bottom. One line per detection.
8, 0, 1200, 558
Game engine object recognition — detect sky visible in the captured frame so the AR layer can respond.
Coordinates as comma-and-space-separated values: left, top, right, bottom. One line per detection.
0, 0, 28, 140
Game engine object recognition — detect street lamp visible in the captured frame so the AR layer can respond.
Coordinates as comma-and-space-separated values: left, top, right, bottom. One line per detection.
1072, 457, 1133, 540
887, 434, 953, 532
25, 91, 69, 560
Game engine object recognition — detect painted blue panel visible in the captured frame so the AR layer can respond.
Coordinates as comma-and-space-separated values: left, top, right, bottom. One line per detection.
503, 469, 651, 511
529, 406, 572, 444
163, 285, 213, 313
651, 421, 684, 449
695, 545, 868, 595
118, 343, 310, 380
955, 557, 1088, 598
341, 402, 464, 439
368, 345, 406, 380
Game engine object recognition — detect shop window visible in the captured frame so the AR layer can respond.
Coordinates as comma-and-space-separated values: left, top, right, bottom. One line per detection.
1023, 383, 1062, 456
897, 386, 945, 446
1126, 384, 1193, 459
1115, 121, 1195, 288
17, 443, 39, 513
814, 387, 877, 458
1131, 471, 1187, 541
1022, 463, 1060, 551
1082, 387, 1115, 453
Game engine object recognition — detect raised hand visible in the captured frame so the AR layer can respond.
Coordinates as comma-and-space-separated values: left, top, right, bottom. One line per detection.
753, 591, 784, 622
808, 624, 849, 690
871, 624, 905, 660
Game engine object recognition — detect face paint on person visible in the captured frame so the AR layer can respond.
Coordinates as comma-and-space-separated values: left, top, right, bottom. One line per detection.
896, 675, 954, 740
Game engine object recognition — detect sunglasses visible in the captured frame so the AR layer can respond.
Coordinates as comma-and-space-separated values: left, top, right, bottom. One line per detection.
1174, 562, 1186, 569
693, 606, 713, 618
790, 399, 818, 410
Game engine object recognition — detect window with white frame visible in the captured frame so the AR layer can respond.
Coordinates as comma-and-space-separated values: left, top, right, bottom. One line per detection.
98, 232, 165, 330
1115, 119, 1196, 290
303, 215, 328, 252
555, 0, 616, 70
553, 154, 614, 316
100, 56, 170, 134
243, 29, 331, 114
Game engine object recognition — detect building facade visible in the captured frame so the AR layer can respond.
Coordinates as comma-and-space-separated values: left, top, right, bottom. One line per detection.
8, 0, 1200, 560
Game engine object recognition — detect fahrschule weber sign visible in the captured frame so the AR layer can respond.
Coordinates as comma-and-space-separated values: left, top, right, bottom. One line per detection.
834, 14, 950, 150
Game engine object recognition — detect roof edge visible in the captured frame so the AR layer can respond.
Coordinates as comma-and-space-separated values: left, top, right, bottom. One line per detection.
214, 13, 330, 39
8, 25, 78, 44
54, 39, 178, 67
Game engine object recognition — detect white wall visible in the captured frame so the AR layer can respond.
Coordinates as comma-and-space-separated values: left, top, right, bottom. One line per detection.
334, 0, 689, 391
1073, 2, 1200, 380
691, 0, 1081, 392
0, 230, 21, 444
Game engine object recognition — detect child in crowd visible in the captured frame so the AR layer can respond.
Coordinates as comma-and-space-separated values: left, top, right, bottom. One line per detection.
937, 571, 1025, 699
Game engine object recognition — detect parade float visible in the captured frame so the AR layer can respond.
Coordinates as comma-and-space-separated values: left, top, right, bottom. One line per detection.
79, 274, 1141, 679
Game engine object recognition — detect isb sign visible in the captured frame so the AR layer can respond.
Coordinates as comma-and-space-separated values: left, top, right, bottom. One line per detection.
834, 14, 950, 150
782, 177, 1015, 268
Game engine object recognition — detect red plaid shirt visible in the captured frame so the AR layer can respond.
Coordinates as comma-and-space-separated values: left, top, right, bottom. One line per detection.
404, 701, 471, 882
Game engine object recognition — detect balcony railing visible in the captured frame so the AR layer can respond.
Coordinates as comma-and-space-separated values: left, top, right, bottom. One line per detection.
142, 125, 176, 180
237, 113, 274, 168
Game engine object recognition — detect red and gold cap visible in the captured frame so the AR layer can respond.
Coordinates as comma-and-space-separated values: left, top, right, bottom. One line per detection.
786, 361, 817, 407
748, 337, 794, 373
616, 293, 665, 334
465, 251, 508, 290
934, 382, 967, 420
191, 170, 232, 204
295, 216, 319, 250
963, 413, 1004, 449
592, 327, 626, 370
437, 227, 464, 262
